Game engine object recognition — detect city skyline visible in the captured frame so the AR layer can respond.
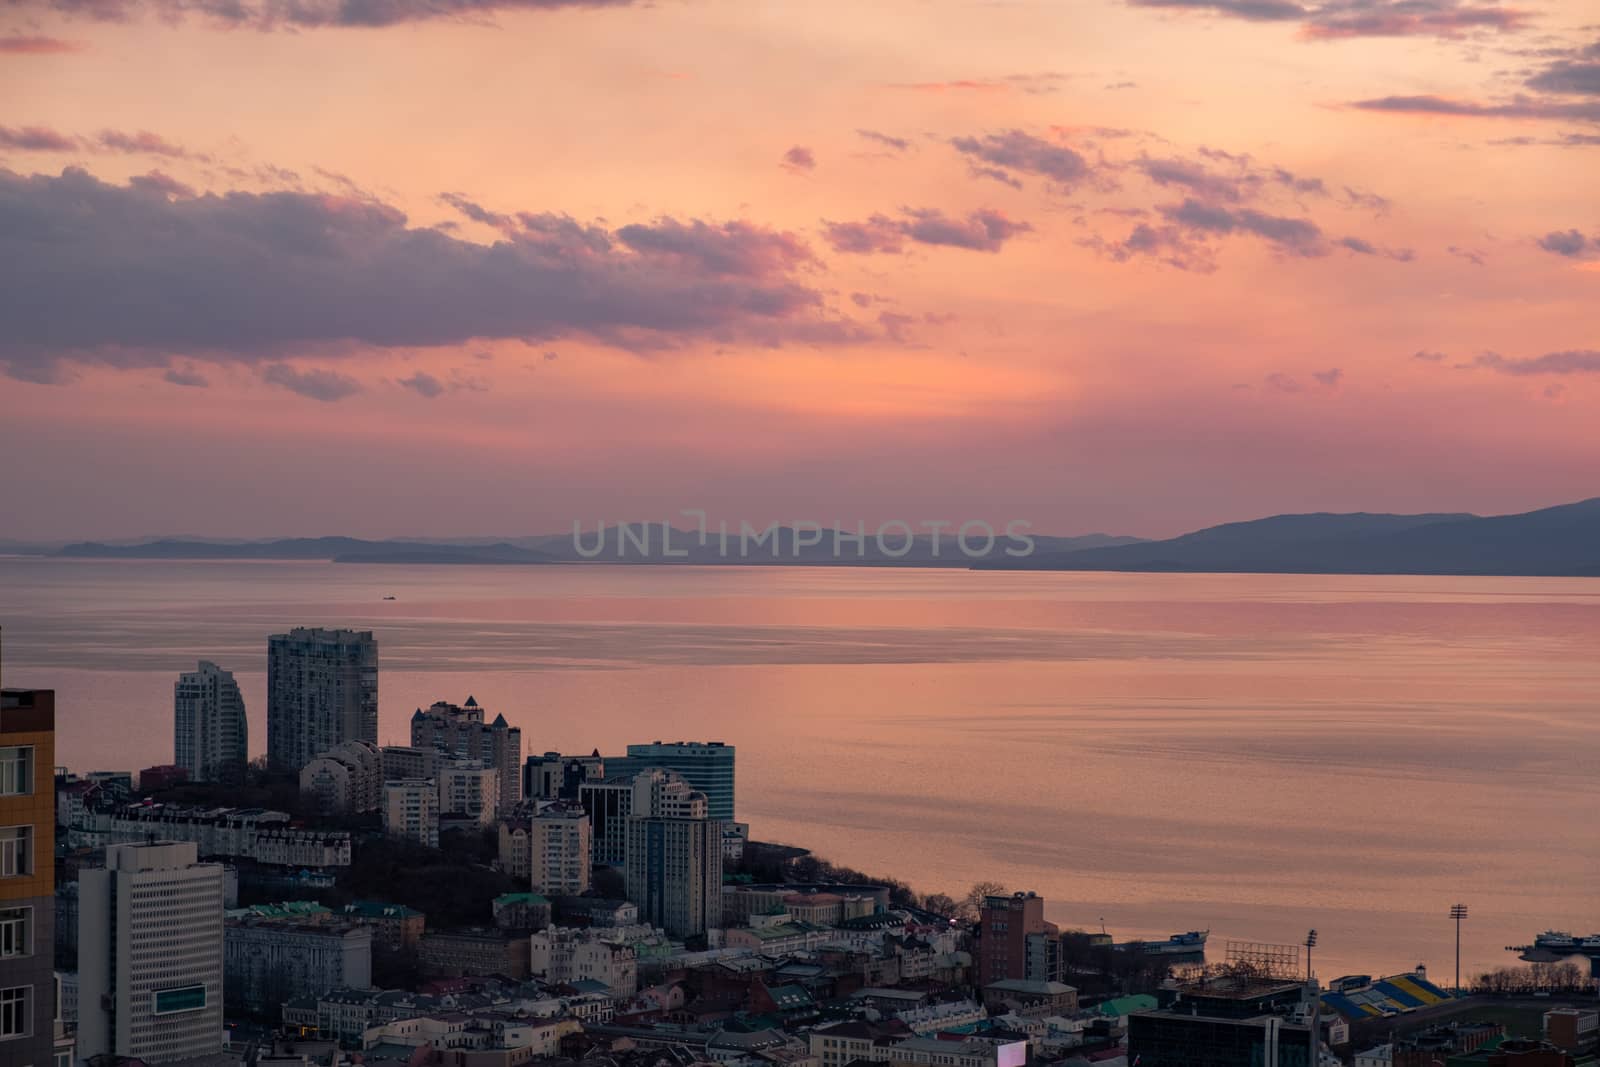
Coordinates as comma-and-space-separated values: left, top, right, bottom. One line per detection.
2, 0, 1597, 540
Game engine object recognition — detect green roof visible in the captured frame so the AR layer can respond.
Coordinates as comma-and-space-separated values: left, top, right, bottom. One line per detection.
1098, 994, 1157, 1016
248, 901, 332, 919
494, 892, 550, 905
342, 899, 423, 919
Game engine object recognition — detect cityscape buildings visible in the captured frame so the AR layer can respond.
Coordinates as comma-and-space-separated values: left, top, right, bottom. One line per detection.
77, 840, 226, 1064
528, 802, 591, 897
172, 661, 248, 785
383, 779, 440, 847
409, 699, 522, 810
0, 686, 55, 1067
266, 629, 378, 773
618, 742, 735, 821
623, 785, 724, 939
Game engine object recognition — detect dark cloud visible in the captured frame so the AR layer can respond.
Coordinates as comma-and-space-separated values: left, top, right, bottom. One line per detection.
950, 130, 1090, 189
0, 124, 211, 159
1128, 0, 1304, 21
1339, 234, 1414, 260
1128, 0, 1530, 39
1448, 245, 1487, 265
128, 170, 194, 198
1350, 94, 1600, 122
780, 145, 816, 173
0, 34, 83, 52
1472, 350, 1600, 375
856, 129, 911, 153
877, 311, 916, 343
9, 0, 639, 30
1312, 367, 1344, 386
261, 362, 362, 401
162, 364, 208, 387
1536, 228, 1592, 256
1081, 223, 1216, 272
96, 128, 206, 160
0, 125, 78, 151
1302, 0, 1529, 39
1161, 198, 1329, 257
439, 191, 514, 230
0, 166, 868, 381
1412, 350, 1447, 361
823, 208, 1032, 255
398, 370, 445, 397
1525, 57, 1600, 97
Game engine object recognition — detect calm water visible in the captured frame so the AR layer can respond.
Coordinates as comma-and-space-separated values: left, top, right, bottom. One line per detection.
3, 557, 1597, 981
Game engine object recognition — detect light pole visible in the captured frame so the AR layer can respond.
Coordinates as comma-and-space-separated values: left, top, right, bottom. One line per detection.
1451, 904, 1469, 996
1305, 930, 1320, 1066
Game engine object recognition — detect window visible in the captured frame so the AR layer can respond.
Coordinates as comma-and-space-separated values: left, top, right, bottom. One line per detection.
0, 828, 30, 879
0, 986, 30, 1039
0, 748, 31, 796
0, 909, 30, 958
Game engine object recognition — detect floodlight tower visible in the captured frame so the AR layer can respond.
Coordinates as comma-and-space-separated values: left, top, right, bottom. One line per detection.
1451, 904, 1469, 996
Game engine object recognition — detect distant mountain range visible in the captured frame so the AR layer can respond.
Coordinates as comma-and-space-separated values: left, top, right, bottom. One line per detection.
14, 497, 1600, 575
979, 497, 1600, 576
39, 529, 1144, 567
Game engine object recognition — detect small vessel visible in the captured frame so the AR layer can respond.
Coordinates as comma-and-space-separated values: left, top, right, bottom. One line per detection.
1535, 931, 1577, 950
382, 595, 397, 600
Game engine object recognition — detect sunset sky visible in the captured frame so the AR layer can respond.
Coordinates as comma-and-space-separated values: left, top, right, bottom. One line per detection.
2, 0, 1596, 540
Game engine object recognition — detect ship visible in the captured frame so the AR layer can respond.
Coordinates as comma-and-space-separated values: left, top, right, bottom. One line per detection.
1535, 931, 1578, 950
1120, 930, 1210, 956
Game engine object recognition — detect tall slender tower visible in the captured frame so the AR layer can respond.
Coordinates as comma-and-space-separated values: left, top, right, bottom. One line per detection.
623, 783, 723, 939
266, 628, 378, 773
174, 660, 249, 784
0, 669, 55, 1067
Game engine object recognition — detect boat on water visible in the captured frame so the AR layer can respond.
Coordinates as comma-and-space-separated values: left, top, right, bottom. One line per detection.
1122, 930, 1210, 955
382, 595, 397, 600
1535, 930, 1578, 950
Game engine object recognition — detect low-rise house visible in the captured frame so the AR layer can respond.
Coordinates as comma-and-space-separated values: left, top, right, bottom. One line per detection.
528, 927, 640, 995
492, 893, 552, 932
225, 915, 373, 1009
339, 900, 426, 950
980, 979, 1079, 1019
419, 929, 531, 979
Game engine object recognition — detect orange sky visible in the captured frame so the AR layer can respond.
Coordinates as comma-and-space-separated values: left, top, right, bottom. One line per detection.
1, 0, 1596, 539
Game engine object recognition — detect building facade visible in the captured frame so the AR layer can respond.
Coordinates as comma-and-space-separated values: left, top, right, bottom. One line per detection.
497, 814, 531, 880
173, 661, 248, 785
438, 761, 498, 826
529, 803, 590, 896
66, 804, 352, 867
78, 841, 226, 1064
267, 628, 378, 773
300, 740, 383, 815
527, 927, 639, 995
1, 687, 54, 1067
978, 891, 1056, 986
620, 742, 735, 821
410, 699, 522, 810
579, 768, 701, 867
225, 916, 373, 1008
383, 779, 439, 847
624, 801, 724, 939
523, 751, 604, 802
